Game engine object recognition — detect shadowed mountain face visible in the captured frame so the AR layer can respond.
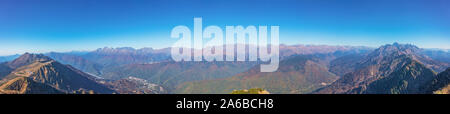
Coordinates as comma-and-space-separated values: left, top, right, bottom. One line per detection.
46, 52, 103, 76
0, 63, 13, 79
426, 68, 450, 94
315, 43, 443, 94
175, 55, 339, 94
0, 54, 20, 63
279, 44, 372, 58
0, 53, 115, 94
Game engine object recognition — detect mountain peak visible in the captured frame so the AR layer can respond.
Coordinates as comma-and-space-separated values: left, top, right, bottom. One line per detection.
369, 43, 420, 58
380, 43, 419, 51
7, 53, 52, 68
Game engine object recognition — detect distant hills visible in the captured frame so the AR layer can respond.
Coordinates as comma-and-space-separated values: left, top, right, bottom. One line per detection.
231, 88, 270, 94
0, 43, 449, 94
176, 43, 450, 94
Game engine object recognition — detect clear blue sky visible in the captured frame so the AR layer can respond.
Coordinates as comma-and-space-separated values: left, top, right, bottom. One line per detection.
0, 0, 449, 55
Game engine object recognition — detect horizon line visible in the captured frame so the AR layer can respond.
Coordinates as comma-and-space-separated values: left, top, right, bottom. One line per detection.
1, 42, 449, 56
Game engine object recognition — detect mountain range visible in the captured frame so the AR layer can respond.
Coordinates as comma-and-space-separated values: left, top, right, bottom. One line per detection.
0, 43, 449, 94
0, 54, 20, 63
315, 43, 448, 94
